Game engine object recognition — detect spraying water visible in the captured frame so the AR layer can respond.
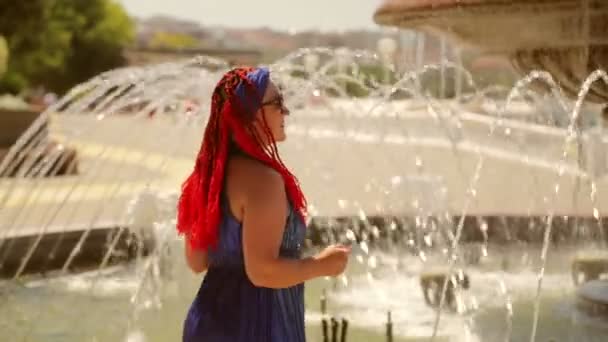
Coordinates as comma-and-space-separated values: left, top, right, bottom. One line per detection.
0, 47, 607, 341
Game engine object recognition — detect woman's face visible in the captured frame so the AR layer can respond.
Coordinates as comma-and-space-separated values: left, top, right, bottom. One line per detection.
255, 81, 289, 143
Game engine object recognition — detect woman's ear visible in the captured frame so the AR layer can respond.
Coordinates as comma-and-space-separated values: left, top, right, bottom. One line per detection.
252, 108, 262, 122
254, 107, 268, 122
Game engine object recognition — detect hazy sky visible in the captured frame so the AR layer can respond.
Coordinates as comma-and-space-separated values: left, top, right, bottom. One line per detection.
119, 0, 384, 31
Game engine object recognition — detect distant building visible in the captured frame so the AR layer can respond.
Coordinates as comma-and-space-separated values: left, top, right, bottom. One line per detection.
124, 47, 263, 67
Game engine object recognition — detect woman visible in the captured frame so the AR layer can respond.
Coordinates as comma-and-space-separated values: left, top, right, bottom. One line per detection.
177, 66, 350, 342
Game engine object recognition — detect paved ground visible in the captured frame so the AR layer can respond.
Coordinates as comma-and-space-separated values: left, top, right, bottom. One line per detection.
2, 105, 608, 276
4, 106, 608, 241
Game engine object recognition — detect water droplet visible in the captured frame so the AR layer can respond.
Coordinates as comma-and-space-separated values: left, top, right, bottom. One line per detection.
423, 234, 433, 247
593, 208, 600, 220
125, 330, 147, 342
390, 222, 397, 231
372, 226, 380, 238
415, 157, 423, 167
419, 251, 427, 262
337, 199, 348, 209
356, 210, 366, 222
307, 204, 318, 216
360, 231, 368, 242
368, 255, 377, 268
591, 183, 598, 198
360, 242, 369, 255
499, 281, 507, 294
391, 176, 402, 186
472, 298, 480, 311
506, 302, 513, 315
345, 229, 356, 241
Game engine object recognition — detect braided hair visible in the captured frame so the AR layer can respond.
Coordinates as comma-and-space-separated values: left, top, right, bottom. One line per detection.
177, 67, 307, 250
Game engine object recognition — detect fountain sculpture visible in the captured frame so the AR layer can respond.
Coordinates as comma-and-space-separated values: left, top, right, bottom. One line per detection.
374, 0, 608, 338
373, 0, 608, 104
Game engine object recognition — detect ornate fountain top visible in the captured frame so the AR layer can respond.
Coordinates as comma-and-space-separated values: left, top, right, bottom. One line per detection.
374, 0, 608, 103
374, 0, 608, 51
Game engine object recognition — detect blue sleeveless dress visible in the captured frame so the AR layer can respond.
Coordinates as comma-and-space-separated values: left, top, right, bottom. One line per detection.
182, 196, 307, 342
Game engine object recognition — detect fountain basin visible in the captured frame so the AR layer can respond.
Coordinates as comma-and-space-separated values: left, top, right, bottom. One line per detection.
0, 109, 79, 177
0, 225, 154, 278
0, 108, 43, 147
572, 256, 608, 285
420, 270, 470, 311
1, 141, 79, 177
576, 279, 608, 316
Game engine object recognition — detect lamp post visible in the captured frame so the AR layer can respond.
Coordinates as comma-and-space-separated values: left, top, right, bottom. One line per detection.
439, 36, 447, 99
399, 30, 417, 73
335, 47, 351, 75
304, 53, 320, 75
335, 47, 351, 94
454, 46, 463, 100
377, 37, 397, 84
414, 32, 426, 91
304, 53, 321, 102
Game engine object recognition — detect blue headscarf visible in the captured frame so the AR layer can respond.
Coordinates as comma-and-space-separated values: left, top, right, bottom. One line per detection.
234, 67, 270, 112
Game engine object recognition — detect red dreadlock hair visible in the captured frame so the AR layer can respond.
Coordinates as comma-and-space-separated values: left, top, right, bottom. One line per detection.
177, 67, 307, 250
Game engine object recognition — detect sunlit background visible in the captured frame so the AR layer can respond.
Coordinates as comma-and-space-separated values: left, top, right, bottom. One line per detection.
1, 1, 608, 341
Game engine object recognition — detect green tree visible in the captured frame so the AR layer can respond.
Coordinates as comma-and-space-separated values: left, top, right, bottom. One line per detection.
0, 36, 7, 78
0, 0, 134, 94
148, 32, 199, 50
0, 0, 73, 92
51, 0, 134, 92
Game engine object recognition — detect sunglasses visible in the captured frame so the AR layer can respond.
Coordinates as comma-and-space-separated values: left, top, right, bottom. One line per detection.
261, 94, 287, 111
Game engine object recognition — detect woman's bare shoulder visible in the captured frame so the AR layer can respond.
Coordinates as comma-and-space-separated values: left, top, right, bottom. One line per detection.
228, 156, 285, 201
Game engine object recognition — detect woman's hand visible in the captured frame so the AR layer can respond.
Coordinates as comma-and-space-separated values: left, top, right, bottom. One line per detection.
313, 245, 351, 277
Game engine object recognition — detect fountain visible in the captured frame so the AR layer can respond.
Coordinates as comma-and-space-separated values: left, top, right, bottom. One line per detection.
373, 0, 608, 104
0, 36, 7, 78
1, 7, 608, 339
373, 0, 608, 340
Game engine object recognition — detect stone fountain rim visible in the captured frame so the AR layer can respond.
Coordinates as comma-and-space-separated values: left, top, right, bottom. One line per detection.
577, 279, 608, 305
374, 0, 608, 52
374, 0, 605, 26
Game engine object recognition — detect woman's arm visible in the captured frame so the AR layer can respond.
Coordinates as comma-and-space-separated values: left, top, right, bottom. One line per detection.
241, 167, 349, 289
185, 238, 208, 273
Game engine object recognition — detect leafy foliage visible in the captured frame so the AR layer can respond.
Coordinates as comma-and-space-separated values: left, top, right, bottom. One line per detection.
0, 36, 7, 78
148, 32, 199, 50
0, 0, 134, 94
